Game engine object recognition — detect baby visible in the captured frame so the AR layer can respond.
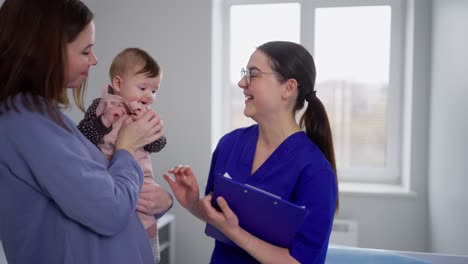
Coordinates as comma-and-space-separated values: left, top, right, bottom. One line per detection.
78, 47, 167, 263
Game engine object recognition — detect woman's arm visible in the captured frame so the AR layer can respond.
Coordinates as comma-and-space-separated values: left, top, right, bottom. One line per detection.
11, 109, 164, 236
12, 112, 142, 236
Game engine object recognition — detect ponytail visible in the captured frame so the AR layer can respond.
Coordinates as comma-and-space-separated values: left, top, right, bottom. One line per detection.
300, 96, 339, 213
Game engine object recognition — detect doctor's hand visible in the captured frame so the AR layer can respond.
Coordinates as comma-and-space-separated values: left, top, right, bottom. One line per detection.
163, 165, 201, 216
201, 194, 240, 237
203, 194, 299, 264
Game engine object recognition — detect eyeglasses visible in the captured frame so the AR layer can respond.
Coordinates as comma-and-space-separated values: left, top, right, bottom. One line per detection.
241, 67, 276, 85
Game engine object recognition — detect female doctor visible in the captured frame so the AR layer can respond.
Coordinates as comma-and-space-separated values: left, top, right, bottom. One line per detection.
164, 41, 338, 264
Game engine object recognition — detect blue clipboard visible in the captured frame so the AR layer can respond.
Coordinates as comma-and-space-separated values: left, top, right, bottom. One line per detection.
204, 173, 309, 248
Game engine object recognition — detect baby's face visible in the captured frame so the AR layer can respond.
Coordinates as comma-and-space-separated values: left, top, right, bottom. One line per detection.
114, 71, 161, 106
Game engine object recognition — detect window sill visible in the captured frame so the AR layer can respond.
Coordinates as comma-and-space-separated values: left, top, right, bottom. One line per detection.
339, 182, 418, 198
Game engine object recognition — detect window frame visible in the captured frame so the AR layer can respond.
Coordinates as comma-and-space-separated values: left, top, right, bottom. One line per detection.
219, 0, 406, 185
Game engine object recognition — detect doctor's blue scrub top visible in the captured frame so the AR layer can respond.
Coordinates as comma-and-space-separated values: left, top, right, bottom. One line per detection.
205, 125, 338, 264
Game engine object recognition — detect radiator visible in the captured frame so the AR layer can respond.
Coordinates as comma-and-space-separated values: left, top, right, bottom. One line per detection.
329, 219, 358, 246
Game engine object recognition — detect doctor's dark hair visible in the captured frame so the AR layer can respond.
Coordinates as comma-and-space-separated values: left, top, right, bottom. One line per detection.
0, 0, 93, 127
257, 41, 339, 211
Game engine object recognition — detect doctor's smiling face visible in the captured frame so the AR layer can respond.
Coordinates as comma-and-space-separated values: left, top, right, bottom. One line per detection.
238, 50, 288, 122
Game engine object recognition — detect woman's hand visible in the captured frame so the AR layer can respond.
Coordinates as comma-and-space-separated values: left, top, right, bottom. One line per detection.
136, 178, 172, 215
115, 109, 163, 156
163, 165, 202, 217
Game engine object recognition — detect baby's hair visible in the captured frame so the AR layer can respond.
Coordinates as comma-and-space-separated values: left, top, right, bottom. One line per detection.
109, 48, 160, 81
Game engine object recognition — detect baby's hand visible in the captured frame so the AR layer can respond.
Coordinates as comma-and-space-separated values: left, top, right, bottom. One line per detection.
101, 106, 126, 128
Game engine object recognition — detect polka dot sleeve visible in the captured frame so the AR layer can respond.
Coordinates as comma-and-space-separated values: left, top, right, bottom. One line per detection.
143, 135, 167, 153
77, 98, 113, 145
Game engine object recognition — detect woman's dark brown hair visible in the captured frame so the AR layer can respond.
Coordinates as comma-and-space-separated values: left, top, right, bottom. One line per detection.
0, 0, 93, 127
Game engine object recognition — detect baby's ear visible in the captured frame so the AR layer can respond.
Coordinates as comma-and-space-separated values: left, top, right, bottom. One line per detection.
111, 76, 123, 92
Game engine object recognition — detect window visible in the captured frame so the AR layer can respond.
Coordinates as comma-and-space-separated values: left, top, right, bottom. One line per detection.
219, 0, 405, 185
228, 3, 300, 129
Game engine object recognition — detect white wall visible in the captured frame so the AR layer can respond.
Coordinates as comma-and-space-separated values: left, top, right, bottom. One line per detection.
429, 0, 468, 255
